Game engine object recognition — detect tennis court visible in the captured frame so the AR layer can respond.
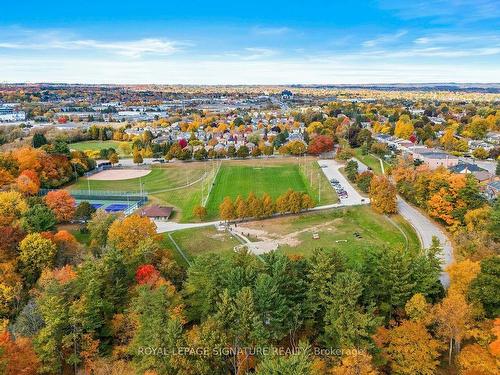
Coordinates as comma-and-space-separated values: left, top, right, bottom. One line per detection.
75, 199, 138, 213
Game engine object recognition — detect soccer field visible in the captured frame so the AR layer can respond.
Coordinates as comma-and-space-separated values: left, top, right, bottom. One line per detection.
204, 162, 335, 218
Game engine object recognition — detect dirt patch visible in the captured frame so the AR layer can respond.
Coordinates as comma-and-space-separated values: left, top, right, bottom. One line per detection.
234, 219, 337, 251
88, 169, 151, 181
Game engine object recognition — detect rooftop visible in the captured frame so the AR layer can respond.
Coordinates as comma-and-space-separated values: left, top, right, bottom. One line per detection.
139, 205, 173, 218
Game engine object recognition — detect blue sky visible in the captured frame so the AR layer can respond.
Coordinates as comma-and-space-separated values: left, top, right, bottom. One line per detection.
1, 0, 499, 84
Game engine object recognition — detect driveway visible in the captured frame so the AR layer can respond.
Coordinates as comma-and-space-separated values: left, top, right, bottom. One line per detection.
317, 159, 369, 206
397, 197, 453, 287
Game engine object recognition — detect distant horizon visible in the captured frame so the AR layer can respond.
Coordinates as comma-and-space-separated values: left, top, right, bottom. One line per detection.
2, 82, 500, 87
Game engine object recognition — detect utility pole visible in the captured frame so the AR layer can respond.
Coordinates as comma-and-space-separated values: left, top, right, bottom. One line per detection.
87, 178, 91, 196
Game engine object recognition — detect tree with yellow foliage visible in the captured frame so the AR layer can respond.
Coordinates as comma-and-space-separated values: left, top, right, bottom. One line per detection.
457, 343, 498, 375
381, 320, 441, 375
394, 115, 414, 139
18, 233, 57, 285
446, 260, 480, 295
0, 191, 28, 226
369, 176, 397, 214
107, 214, 158, 253
330, 350, 378, 375
464, 206, 492, 232
404, 293, 431, 322
433, 290, 473, 364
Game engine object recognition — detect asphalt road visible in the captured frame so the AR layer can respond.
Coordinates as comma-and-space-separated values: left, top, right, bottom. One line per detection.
397, 197, 452, 287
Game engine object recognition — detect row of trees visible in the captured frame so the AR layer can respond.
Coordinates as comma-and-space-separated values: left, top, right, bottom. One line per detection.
218, 190, 315, 221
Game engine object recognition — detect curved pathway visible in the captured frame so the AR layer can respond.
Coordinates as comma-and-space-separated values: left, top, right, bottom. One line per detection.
397, 198, 453, 287
371, 153, 452, 287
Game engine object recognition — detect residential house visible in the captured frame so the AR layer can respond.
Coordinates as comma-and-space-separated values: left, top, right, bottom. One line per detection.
449, 162, 491, 182
485, 181, 500, 200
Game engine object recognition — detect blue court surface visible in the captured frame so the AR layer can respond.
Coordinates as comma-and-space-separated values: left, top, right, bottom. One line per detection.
105, 204, 129, 212
75, 199, 136, 213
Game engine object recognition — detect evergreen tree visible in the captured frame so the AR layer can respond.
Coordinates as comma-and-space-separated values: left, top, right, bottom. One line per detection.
253, 273, 288, 341
32, 133, 48, 148
362, 246, 416, 319
305, 248, 345, 330
130, 284, 184, 374
185, 254, 230, 320
323, 270, 380, 349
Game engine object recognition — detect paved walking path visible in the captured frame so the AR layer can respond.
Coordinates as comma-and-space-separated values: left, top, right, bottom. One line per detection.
397, 197, 453, 287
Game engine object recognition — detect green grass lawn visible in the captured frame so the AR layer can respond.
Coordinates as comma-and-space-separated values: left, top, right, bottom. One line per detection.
69, 140, 131, 156
67, 159, 337, 223
204, 162, 337, 219
352, 148, 385, 175
69, 162, 215, 222
241, 206, 421, 268
70, 166, 205, 193
164, 226, 241, 264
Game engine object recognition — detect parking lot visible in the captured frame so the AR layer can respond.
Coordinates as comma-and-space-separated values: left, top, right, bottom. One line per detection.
318, 159, 368, 206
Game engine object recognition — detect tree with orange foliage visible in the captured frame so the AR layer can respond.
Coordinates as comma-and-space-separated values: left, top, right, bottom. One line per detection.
12, 147, 43, 172
16, 169, 40, 195
107, 214, 158, 253
0, 168, 14, 188
330, 350, 377, 375
307, 135, 334, 155
457, 343, 498, 375
0, 331, 40, 375
52, 230, 81, 266
43, 190, 76, 222
379, 320, 441, 375
50, 265, 77, 284
369, 176, 397, 214
489, 318, 500, 357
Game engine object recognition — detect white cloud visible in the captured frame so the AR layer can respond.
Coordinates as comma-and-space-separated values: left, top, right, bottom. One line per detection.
0, 36, 185, 57
362, 30, 407, 48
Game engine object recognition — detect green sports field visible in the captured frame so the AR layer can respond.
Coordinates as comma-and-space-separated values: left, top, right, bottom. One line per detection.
204, 162, 337, 219
68, 158, 337, 222
69, 140, 132, 156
